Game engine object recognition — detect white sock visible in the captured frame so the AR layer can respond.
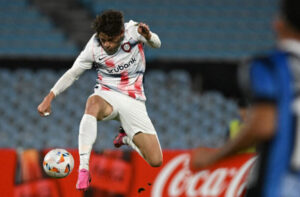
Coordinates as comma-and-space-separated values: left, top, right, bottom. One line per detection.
78, 114, 97, 170
122, 136, 145, 159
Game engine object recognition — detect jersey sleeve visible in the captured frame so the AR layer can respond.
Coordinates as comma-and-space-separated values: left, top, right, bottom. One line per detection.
50, 65, 86, 96
126, 20, 143, 42
239, 58, 277, 103
50, 35, 95, 96
126, 20, 161, 48
72, 35, 95, 70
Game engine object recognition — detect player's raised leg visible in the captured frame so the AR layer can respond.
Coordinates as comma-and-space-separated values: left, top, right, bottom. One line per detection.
132, 132, 163, 167
117, 130, 163, 167
113, 95, 163, 167
76, 95, 113, 190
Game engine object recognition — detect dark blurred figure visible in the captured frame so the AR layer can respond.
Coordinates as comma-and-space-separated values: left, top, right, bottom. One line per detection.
191, 0, 300, 196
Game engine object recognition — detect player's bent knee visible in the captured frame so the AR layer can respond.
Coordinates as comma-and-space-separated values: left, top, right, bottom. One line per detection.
132, 133, 163, 167
85, 95, 111, 120
85, 96, 101, 115
150, 161, 162, 167
149, 159, 163, 167
148, 155, 163, 167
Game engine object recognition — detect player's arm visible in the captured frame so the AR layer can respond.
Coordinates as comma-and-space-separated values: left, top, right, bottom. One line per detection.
37, 35, 95, 117
37, 65, 86, 117
190, 58, 277, 171
137, 23, 161, 48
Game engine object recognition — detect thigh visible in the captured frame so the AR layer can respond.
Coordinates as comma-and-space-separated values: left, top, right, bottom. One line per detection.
85, 95, 113, 120
119, 99, 157, 140
133, 132, 162, 160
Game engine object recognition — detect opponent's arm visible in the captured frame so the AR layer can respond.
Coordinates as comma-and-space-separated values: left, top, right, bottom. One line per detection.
137, 23, 161, 48
190, 103, 276, 170
37, 65, 86, 117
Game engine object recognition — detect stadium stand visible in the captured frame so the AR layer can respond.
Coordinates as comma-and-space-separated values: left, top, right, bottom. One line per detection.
0, 68, 238, 150
79, 0, 278, 60
31, 0, 94, 48
0, 0, 79, 57
0, 0, 278, 59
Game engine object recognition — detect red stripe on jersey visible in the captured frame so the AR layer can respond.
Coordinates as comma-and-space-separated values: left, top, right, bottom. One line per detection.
138, 43, 145, 64
118, 72, 129, 91
120, 72, 129, 85
105, 59, 115, 68
98, 74, 102, 81
128, 90, 136, 99
134, 76, 143, 96
119, 72, 136, 98
101, 85, 110, 91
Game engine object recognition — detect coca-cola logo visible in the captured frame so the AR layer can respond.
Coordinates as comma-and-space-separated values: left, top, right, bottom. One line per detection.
152, 154, 256, 197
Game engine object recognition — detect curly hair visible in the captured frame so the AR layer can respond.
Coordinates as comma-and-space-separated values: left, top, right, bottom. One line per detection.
92, 10, 124, 37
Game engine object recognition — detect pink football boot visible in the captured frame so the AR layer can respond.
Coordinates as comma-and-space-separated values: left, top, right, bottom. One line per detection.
113, 127, 127, 148
76, 169, 91, 191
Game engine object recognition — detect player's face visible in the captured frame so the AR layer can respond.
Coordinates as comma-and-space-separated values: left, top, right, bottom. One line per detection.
99, 32, 124, 55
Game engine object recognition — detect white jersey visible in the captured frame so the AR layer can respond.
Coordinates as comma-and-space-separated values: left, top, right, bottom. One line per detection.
72, 20, 154, 101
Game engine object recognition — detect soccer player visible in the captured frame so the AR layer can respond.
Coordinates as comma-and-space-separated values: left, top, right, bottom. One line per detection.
37, 10, 163, 190
190, 0, 300, 196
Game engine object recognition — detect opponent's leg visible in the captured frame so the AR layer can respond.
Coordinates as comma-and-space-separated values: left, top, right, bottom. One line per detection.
77, 95, 113, 190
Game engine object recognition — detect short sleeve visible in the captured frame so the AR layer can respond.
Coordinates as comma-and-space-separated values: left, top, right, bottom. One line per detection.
249, 59, 277, 102
125, 20, 144, 42
72, 35, 95, 70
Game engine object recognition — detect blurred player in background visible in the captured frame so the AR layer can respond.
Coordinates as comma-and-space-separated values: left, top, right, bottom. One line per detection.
190, 0, 300, 196
228, 105, 256, 153
37, 10, 163, 191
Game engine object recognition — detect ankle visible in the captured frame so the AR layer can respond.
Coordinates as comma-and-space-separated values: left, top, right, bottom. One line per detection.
79, 165, 89, 171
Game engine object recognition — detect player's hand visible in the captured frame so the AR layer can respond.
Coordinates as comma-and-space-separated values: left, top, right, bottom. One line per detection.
138, 23, 151, 40
190, 148, 220, 171
37, 92, 55, 117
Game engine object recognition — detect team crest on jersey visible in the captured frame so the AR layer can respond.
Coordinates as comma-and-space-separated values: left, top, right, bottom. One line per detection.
121, 42, 131, 52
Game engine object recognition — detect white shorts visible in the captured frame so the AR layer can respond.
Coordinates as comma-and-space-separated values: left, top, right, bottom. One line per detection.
91, 85, 157, 140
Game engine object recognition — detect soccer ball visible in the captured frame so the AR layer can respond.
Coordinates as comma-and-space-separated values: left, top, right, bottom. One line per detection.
43, 148, 74, 178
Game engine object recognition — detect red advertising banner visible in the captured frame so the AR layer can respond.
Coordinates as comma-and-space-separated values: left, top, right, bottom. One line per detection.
90, 153, 132, 195
14, 179, 60, 197
129, 149, 255, 197
0, 149, 16, 197
0, 148, 255, 197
